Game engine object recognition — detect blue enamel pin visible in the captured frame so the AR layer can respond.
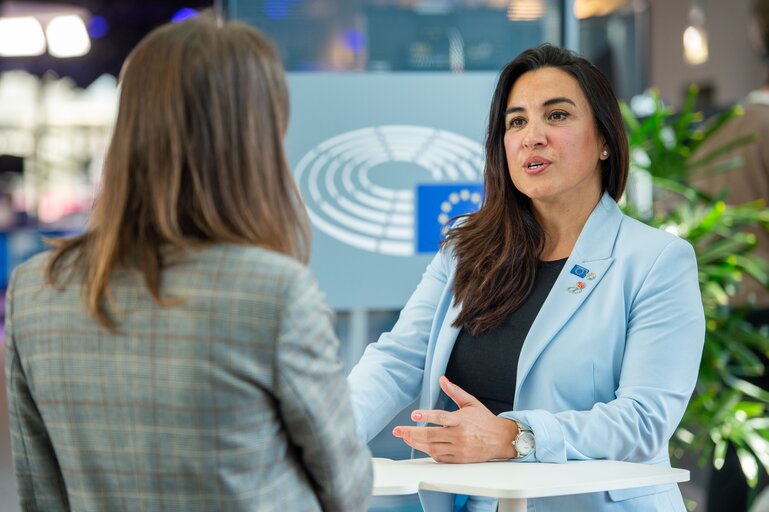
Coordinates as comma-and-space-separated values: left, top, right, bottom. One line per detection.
570, 264, 590, 278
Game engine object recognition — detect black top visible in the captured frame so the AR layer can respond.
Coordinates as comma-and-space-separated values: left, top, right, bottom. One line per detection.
444, 258, 567, 416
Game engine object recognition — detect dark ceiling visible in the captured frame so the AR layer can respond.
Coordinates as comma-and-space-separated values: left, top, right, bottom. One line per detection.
0, 0, 216, 87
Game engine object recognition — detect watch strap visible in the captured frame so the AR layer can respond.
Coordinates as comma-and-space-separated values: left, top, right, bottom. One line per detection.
513, 420, 534, 458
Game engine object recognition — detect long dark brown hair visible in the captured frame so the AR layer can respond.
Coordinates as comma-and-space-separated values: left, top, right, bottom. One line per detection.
45, 15, 310, 330
445, 44, 629, 336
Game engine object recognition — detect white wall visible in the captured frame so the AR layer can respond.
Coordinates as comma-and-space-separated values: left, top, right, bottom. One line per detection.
649, 0, 765, 108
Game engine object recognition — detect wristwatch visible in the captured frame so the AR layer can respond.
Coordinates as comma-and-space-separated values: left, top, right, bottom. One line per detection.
513, 421, 535, 458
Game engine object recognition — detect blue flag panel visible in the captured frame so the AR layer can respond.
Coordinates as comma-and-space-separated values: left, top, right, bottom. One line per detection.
416, 183, 484, 254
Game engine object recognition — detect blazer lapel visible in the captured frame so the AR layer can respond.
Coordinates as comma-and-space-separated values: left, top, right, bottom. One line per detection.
426, 298, 462, 407
514, 193, 623, 401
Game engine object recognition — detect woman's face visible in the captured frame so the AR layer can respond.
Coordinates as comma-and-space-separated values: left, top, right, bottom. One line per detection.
503, 67, 606, 208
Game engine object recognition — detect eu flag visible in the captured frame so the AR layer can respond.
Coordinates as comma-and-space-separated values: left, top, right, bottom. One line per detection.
415, 183, 483, 254
570, 265, 589, 279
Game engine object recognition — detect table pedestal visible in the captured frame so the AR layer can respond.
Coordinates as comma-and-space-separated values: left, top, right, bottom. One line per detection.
499, 498, 527, 512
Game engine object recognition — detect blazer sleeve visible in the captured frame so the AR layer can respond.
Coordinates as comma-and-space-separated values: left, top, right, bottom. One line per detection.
347, 249, 451, 442
5, 271, 70, 511
501, 237, 706, 463
273, 265, 373, 512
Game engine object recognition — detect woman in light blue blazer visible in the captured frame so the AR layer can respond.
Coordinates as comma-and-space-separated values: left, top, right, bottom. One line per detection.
348, 44, 705, 512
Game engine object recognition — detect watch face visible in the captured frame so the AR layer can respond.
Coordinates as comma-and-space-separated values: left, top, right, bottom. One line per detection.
515, 431, 535, 457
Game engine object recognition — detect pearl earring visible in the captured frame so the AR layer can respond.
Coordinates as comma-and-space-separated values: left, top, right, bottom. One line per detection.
601, 149, 609, 158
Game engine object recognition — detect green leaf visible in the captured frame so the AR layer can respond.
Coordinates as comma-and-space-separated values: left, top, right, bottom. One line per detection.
747, 418, 769, 429
676, 427, 696, 445
735, 402, 765, 417
697, 233, 757, 264
653, 176, 700, 203
726, 376, 769, 403
620, 101, 641, 133
702, 282, 731, 306
689, 156, 746, 182
713, 438, 728, 469
689, 104, 745, 155
745, 432, 769, 472
725, 342, 765, 377
737, 448, 760, 487
674, 85, 701, 144
732, 255, 769, 285
687, 133, 756, 170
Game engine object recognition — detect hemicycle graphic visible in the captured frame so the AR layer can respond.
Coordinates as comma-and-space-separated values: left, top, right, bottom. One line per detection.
295, 125, 484, 256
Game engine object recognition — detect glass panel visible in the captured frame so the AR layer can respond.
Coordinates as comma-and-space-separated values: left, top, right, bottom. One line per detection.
221, 0, 563, 71
578, 0, 650, 100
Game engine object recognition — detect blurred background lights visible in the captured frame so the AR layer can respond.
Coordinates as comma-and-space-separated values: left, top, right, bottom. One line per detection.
264, 0, 291, 20
683, 25, 708, 64
507, 0, 545, 21
87, 15, 109, 39
0, 17, 46, 57
573, 0, 627, 19
46, 15, 91, 58
683, 3, 708, 65
342, 29, 365, 54
171, 8, 199, 23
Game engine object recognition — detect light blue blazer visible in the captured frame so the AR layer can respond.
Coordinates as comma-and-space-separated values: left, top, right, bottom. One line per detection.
348, 193, 705, 512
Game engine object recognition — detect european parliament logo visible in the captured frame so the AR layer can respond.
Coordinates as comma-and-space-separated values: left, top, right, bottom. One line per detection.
416, 183, 483, 254
294, 125, 485, 257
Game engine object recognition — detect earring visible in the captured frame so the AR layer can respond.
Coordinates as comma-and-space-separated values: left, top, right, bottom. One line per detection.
601, 148, 609, 159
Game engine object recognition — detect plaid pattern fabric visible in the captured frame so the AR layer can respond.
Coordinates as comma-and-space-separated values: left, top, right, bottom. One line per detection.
5, 245, 372, 512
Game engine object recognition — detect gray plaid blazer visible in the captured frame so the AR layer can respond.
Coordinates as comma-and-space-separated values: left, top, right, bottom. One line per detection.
5, 245, 372, 511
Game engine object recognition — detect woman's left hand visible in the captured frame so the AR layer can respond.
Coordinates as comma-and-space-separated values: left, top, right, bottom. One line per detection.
392, 376, 519, 463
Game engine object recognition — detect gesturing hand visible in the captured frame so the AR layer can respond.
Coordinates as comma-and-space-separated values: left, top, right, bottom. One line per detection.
392, 376, 519, 463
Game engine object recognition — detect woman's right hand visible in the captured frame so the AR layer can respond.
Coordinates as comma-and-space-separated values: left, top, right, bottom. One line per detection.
392, 376, 519, 463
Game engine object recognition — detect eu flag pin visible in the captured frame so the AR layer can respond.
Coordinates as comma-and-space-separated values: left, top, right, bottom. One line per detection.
570, 264, 590, 279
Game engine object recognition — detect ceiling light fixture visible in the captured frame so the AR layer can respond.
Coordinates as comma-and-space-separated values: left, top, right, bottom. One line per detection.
507, 0, 545, 21
0, 17, 46, 57
46, 15, 91, 58
0, 2, 92, 59
683, 1, 708, 65
573, 0, 627, 20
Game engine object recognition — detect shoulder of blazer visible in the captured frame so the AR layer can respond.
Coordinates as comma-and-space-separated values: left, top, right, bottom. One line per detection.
572, 195, 694, 284
436, 244, 458, 280
10, 250, 50, 285
184, 244, 309, 282
614, 214, 691, 258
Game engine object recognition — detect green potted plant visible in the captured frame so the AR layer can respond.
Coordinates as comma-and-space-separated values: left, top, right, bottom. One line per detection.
621, 86, 769, 503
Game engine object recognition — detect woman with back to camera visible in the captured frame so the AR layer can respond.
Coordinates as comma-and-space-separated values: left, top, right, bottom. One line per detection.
349, 44, 705, 512
4, 15, 372, 512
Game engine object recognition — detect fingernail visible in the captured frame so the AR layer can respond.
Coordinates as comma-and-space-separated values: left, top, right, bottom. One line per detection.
412, 411, 422, 420
392, 427, 402, 437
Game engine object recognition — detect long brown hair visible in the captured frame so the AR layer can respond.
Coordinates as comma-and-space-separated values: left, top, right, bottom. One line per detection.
45, 15, 310, 330
445, 44, 628, 336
